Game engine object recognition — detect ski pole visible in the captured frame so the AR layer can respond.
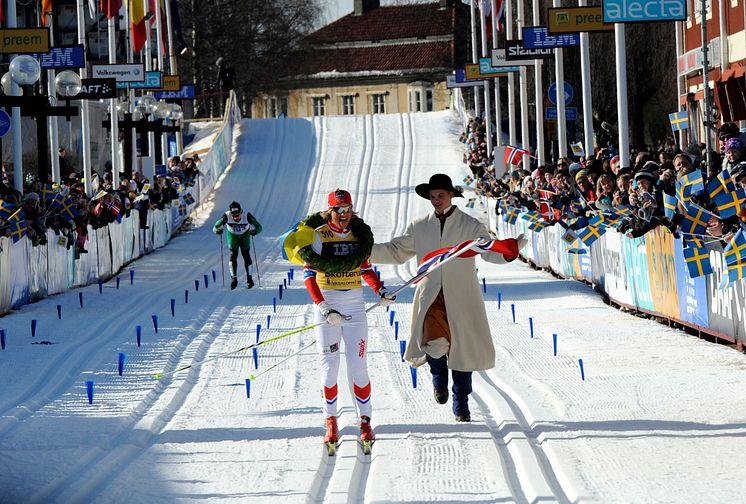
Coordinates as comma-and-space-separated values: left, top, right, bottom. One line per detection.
155, 321, 324, 379
252, 236, 261, 287
249, 339, 316, 381
365, 240, 481, 313
220, 233, 225, 287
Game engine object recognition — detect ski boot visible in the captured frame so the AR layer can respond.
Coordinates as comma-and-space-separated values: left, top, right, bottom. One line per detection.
324, 416, 338, 456
360, 416, 375, 454
247, 275, 254, 289
230, 276, 238, 290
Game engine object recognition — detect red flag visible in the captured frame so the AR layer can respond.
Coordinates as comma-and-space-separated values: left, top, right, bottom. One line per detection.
416, 238, 519, 278
101, 0, 122, 19
129, 0, 147, 53
504, 145, 528, 166
41, 0, 52, 26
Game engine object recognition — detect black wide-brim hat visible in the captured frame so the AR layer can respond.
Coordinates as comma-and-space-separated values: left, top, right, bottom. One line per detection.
415, 173, 464, 200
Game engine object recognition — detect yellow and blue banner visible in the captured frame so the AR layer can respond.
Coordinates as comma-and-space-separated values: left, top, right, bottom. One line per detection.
669, 111, 689, 132
280, 223, 317, 265
683, 246, 712, 278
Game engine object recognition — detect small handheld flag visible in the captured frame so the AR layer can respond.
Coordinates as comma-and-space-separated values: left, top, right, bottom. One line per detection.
669, 111, 689, 132
504, 145, 529, 166
683, 246, 713, 278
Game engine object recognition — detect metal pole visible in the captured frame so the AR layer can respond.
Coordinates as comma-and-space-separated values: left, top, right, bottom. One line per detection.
615, 24, 630, 169
532, 0, 544, 165
470, 1, 480, 116
479, 2, 493, 157
144, 0, 156, 159
108, 15, 120, 187
76, 0, 93, 196
491, 0, 502, 147
506, 0, 517, 144
7, 0, 24, 193
47, 18, 61, 184
700, 0, 713, 174
674, 20, 685, 147
554, 0, 567, 159
155, 0, 169, 161
164, 0, 183, 155
517, 0, 530, 169
579, 0, 594, 160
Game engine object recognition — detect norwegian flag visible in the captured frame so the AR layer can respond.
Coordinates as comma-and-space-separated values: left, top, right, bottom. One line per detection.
504, 145, 528, 166
537, 189, 560, 221
416, 238, 519, 278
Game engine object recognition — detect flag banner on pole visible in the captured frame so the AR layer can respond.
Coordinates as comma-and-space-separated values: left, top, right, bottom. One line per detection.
416, 238, 519, 277
663, 192, 678, 220
129, 0, 147, 53
570, 141, 585, 157
101, 0, 123, 18
502, 205, 520, 224
679, 202, 717, 235
280, 223, 317, 265
577, 225, 605, 246
724, 229, 746, 266
679, 169, 705, 198
669, 111, 689, 132
707, 168, 736, 200
713, 188, 743, 219
41, 0, 53, 25
463, 175, 474, 186
504, 145, 529, 166
683, 246, 712, 278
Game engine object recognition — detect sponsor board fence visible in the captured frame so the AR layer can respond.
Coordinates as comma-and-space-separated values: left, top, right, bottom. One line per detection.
488, 199, 746, 342
0, 92, 241, 313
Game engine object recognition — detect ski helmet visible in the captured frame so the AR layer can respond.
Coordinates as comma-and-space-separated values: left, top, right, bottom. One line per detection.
229, 201, 242, 215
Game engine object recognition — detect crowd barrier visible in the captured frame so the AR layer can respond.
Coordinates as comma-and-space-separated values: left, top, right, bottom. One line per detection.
0, 92, 242, 314
488, 198, 746, 343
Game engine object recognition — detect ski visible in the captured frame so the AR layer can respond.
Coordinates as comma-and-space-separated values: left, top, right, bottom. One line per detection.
360, 440, 374, 455
326, 441, 337, 456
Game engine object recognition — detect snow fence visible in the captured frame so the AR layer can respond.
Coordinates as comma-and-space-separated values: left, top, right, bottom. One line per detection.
489, 201, 746, 344
0, 92, 242, 314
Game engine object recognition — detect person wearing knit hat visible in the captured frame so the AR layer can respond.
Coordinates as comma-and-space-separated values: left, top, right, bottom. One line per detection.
725, 138, 744, 170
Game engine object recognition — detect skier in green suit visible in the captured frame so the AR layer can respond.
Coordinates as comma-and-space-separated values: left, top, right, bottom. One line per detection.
213, 201, 263, 289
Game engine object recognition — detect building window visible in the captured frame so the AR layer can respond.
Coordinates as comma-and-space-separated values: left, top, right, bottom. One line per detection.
410, 90, 422, 112
342, 95, 355, 115
372, 94, 386, 114
426, 89, 434, 111
280, 97, 288, 116
312, 97, 325, 116
265, 97, 277, 118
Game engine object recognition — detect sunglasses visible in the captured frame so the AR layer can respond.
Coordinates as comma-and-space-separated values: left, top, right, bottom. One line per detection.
332, 205, 352, 214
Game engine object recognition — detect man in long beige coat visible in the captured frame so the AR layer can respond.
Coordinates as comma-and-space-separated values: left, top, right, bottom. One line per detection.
370, 173, 524, 422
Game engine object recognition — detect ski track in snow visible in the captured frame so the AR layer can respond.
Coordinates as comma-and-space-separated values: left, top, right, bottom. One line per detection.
5, 111, 746, 503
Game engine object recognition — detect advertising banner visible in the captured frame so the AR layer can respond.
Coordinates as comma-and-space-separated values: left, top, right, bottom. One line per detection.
623, 236, 654, 310
706, 251, 739, 338
603, 0, 687, 23
36, 45, 85, 69
522, 26, 580, 49
505, 40, 554, 60
645, 228, 680, 318
673, 239, 709, 327
548, 6, 614, 33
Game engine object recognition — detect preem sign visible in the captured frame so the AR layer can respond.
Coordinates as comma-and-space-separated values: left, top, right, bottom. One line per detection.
603, 0, 687, 23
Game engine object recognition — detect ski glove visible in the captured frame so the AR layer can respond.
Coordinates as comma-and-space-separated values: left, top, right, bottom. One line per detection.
318, 301, 343, 326
248, 224, 257, 236
215, 227, 223, 235
378, 287, 396, 307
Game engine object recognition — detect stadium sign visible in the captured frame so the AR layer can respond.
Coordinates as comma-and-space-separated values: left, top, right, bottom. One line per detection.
505, 40, 553, 60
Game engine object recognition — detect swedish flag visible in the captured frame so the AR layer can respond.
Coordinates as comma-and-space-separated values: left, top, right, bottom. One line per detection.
683, 246, 712, 278
727, 262, 746, 284
0, 200, 17, 220
663, 193, 678, 220
707, 169, 736, 200
503, 206, 519, 224
521, 211, 542, 223
669, 111, 689, 132
577, 225, 605, 246
713, 189, 742, 219
463, 175, 474, 186
280, 223, 317, 265
39, 183, 57, 203
528, 220, 545, 232
8, 219, 28, 243
465, 198, 477, 208
724, 229, 746, 266
680, 169, 705, 196
679, 203, 715, 235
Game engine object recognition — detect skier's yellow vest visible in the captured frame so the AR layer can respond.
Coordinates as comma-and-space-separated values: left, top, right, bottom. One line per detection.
313, 223, 363, 291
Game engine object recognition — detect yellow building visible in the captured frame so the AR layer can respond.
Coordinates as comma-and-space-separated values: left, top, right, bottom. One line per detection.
252, 0, 469, 118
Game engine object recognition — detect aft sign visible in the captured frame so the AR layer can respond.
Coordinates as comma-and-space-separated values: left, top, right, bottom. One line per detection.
36, 45, 85, 69
548, 6, 614, 33
505, 40, 553, 60
91, 63, 145, 82
0, 28, 50, 54
603, 0, 687, 22
522, 27, 580, 49
154, 85, 196, 100
66, 78, 117, 100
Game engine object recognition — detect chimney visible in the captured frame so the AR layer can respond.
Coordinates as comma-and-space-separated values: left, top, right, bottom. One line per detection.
354, 0, 380, 16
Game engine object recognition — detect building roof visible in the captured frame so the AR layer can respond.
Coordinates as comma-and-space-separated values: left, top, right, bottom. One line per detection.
307, 4, 455, 45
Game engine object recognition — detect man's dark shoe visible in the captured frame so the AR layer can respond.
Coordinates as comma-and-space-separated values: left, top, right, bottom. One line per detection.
434, 387, 448, 405
247, 275, 254, 289
455, 413, 471, 422
230, 277, 238, 290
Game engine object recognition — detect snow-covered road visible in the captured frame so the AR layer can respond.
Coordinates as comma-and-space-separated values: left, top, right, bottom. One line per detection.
2, 111, 746, 503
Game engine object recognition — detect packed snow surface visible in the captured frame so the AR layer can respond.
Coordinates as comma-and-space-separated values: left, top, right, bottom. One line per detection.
2, 112, 746, 503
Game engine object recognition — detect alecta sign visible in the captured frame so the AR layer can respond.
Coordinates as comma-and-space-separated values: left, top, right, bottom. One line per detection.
603, 0, 686, 23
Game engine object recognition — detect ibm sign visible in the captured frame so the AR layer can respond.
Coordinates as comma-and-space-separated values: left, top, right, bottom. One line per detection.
603, 0, 687, 23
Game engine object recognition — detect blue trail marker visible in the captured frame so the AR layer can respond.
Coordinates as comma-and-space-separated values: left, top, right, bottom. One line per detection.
579, 358, 585, 380
116, 276, 120, 289
529, 317, 534, 338
498, 292, 502, 309
212, 270, 217, 282
267, 315, 271, 329
273, 297, 277, 313
79, 292, 84, 308
152, 314, 159, 334
170, 298, 176, 317
289, 268, 294, 280
511, 304, 516, 323
253, 348, 259, 369
204, 274, 209, 288
31, 319, 37, 338
389, 310, 395, 326
410, 367, 417, 388
98, 280, 103, 294
400, 340, 406, 361
287, 271, 292, 284
194, 280, 199, 291
482, 278, 486, 293
118, 352, 126, 376
394, 321, 399, 340
245, 378, 251, 399
86, 380, 94, 404
185, 289, 189, 304
279, 284, 284, 300
136, 325, 142, 347
256, 324, 261, 343
1, 329, 6, 350
553, 334, 558, 356
130, 269, 135, 284
57, 304, 62, 320
283, 278, 287, 290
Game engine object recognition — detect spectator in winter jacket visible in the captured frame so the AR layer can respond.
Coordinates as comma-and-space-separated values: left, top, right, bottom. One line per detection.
371, 174, 526, 423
